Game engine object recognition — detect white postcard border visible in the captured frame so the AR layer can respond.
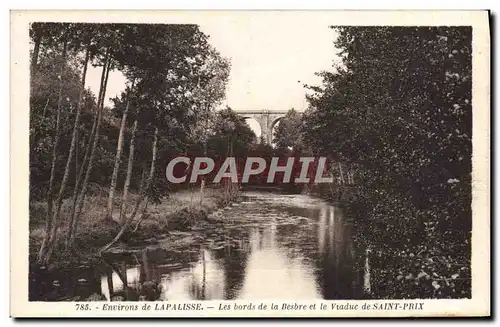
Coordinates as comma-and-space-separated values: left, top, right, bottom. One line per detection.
10, 9, 491, 318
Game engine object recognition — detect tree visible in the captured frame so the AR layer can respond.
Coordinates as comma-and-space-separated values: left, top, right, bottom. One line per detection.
302, 26, 472, 298
187, 48, 231, 204
29, 23, 45, 76
66, 49, 111, 247
100, 24, 232, 250
99, 126, 158, 254
273, 108, 304, 151
208, 107, 256, 159
37, 23, 71, 264
106, 82, 135, 222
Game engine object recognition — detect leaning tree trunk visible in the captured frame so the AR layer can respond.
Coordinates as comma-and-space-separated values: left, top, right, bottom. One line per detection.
38, 35, 68, 264
45, 56, 110, 262
118, 118, 138, 222
99, 127, 158, 254
72, 57, 111, 223
41, 43, 91, 259
45, 53, 110, 261
66, 55, 109, 246
106, 85, 134, 221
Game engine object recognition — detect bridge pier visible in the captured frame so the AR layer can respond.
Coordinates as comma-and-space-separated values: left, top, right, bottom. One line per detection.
236, 109, 289, 144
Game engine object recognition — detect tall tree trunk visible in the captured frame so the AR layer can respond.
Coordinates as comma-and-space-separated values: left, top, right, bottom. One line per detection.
38, 35, 68, 263
75, 129, 79, 187
99, 127, 158, 254
106, 85, 134, 221
199, 138, 207, 206
43, 43, 90, 251
66, 55, 109, 246
31, 29, 42, 77
338, 162, 345, 185
119, 119, 138, 222
72, 57, 111, 226
41, 43, 91, 263
132, 166, 148, 232
46, 56, 110, 262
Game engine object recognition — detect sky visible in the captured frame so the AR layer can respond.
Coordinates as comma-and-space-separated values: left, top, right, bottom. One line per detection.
84, 20, 339, 136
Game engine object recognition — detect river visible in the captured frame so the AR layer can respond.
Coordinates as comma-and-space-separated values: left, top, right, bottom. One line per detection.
29, 190, 369, 301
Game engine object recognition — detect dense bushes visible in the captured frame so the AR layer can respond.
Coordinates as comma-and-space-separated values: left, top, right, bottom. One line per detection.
301, 26, 472, 298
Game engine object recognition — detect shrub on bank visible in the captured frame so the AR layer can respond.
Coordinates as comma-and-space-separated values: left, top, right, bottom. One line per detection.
341, 185, 471, 299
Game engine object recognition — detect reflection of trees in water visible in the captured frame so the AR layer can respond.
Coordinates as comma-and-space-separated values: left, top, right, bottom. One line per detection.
312, 205, 362, 299
185, 249, 225, 300
221, 249, 250, 299
237, 225, 321, 299
212, 229, 252, 299
185, 228, 252, 300
188, 250, 207, 300
100, 260, 139, 301
100, 252, 162, 301
106, 265, 114, 296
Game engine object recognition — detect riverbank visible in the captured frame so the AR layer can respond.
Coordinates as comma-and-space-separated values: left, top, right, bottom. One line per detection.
29, 187, 240, 269
30, 190, 365, 302
314, 183, 472, 299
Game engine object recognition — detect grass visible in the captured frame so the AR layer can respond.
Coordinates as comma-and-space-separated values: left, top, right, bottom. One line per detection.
29, 186, 238, 267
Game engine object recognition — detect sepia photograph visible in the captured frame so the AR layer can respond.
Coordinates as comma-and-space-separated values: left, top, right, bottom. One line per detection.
11, 10, 490, 317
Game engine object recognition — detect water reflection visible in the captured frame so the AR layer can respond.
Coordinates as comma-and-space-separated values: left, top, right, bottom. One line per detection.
100, 266, 141, 300
238, 226, 321, 299
165, 249, 226, 300
314, 204, 358, 299
31, 191, 364, 301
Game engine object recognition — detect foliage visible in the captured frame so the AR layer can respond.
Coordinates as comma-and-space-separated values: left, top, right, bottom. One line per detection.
273, 108, 305, 151
29, 22, 246, 263
302, 26, 472, 298
207, 107, 257, 158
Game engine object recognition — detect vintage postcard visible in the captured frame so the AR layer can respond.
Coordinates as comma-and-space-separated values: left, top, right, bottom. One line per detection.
10, 10, 490, 318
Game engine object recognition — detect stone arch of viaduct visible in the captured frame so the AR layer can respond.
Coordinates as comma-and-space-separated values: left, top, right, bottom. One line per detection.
236, 110, 291, 144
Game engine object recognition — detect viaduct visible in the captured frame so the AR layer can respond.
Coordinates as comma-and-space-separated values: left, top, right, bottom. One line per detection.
235, 109, 299, 144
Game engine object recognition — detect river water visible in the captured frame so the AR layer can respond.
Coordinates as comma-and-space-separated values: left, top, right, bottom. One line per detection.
30, 191, 368, 301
